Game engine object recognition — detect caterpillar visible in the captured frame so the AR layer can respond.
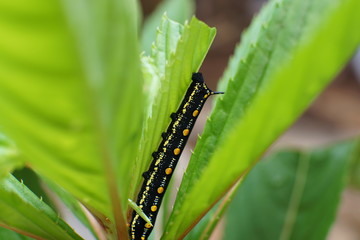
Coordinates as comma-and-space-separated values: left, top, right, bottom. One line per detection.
129, 72, 223, 240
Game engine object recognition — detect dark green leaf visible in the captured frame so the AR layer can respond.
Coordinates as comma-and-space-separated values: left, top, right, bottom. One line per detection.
12, 167, 55, 210
224, 142, 357, 240
0, 174, 83, 240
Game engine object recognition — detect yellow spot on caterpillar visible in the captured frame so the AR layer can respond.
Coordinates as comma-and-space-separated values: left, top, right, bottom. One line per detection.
151, 205, 158, 212
141, 237, 145, 240
157, 187, 164, 194
165, 168, 173, 175
204, 94, 209, 98
193, 110, 199, 117
183, 129, 189, 136
145, 222, 152, 228
174, 148, 181, 155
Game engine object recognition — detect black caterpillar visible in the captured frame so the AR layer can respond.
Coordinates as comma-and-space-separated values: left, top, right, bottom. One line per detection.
129, 72, 223, 240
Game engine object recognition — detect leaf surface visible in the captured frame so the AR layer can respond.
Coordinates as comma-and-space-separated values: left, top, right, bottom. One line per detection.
0, 0, 144, 237
141, 0, 194, 53
0, 227, 33, 240
0, 133, 22, 178
224, 142, 357, 240
163, 0, 360, 238
0, 174, 83, 240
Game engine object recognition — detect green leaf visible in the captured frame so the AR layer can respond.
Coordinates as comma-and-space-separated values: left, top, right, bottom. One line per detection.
0, 174, 83, 240
128, 199, 153, 227
224, 142, 357, 240
44, 179, 98, 240
348, 141, 360, 188
130, 17, 216, 200
0, 1, 144, 237
13, 168, 98, 239
141, 15, 183, 119
141, 0, 194, 53
183, 189, 236, 240
0, 227, 33, 240
0, 133, 22, 178
12, 167, 55, 210
163, 0, 360, 238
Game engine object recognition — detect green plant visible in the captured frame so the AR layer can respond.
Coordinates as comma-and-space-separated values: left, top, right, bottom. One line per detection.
0, 0, 359, 239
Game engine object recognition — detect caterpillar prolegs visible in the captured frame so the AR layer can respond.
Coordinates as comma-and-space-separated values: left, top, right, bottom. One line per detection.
129, 73, 223, 240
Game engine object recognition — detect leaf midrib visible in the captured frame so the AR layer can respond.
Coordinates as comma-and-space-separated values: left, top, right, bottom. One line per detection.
279, 153, 310, 240
60, 1, 125, 237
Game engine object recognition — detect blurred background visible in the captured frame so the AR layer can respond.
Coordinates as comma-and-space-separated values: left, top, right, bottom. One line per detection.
141, 0, 360, 239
